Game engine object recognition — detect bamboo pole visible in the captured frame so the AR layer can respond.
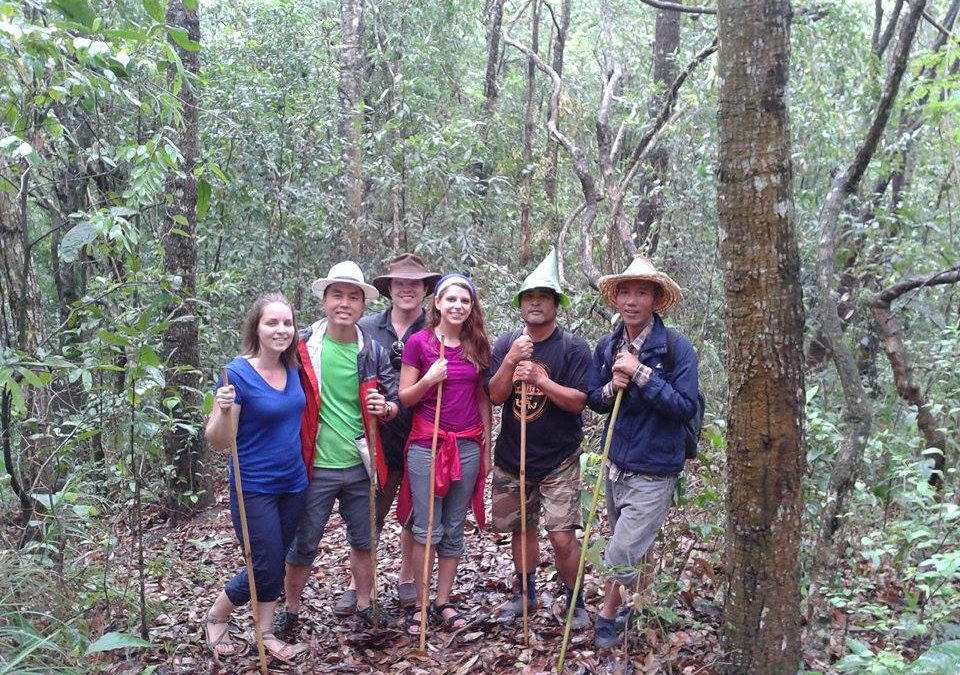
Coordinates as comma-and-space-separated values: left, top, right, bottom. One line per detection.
419, 336, 445, 651
366, 412, 381, 629
222, 368, 268, 675
556, 388, 624, 673
519, 381, 530, 645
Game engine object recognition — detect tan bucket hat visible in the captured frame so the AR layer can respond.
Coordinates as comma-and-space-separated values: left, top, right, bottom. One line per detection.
371, 253, 442, 298
597, 256, 683, 314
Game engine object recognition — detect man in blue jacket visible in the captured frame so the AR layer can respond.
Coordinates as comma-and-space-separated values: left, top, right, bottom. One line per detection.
586, 256, 699, 649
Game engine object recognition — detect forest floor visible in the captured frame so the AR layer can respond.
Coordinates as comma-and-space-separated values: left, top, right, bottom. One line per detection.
89, 480, 736, 675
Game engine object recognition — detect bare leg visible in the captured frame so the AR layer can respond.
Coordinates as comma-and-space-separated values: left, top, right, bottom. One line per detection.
398, 527, 415, 584
548, 530, 579, 589
351, 548, 373, 610
510, 528, 540, 580
436, 556, 466, 628
282, 563, 312, 614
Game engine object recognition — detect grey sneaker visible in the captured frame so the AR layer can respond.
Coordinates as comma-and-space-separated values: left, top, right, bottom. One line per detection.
494, 594, 539, 624
594, 615, 621, 649
334, 589, 358, 618
271, 610, 300, 640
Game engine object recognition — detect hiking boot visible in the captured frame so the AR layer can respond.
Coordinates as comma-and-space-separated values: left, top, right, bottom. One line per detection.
333, 589, 357, 618
494, 594, 539, 624
271, 609, 300, 641
594, 615, 621, 649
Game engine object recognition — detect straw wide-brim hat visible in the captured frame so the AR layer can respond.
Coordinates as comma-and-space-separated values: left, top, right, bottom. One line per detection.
371, 253, 442, 298
311, 260, 379, 301
597, 256, 683, 314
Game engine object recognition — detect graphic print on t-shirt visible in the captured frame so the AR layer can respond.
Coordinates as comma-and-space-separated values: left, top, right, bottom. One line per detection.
511, 361, 549, 422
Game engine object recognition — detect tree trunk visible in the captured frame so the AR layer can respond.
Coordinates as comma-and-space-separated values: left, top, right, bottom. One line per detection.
518, 0, 540, 264
544, 0, 570, 242
483, 0, 505, 118
0, 182, 45, 524
339, 0, 366, 256
162, 0, 211, 521
716, 1, 805, 672
634, 7, 680, 255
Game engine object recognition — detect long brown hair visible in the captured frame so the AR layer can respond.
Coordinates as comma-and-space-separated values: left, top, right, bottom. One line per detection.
240, 292, 300, 369
429, 282, 490, 370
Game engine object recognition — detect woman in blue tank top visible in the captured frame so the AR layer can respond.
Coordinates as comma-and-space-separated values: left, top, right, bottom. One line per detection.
202, 293, 308, 663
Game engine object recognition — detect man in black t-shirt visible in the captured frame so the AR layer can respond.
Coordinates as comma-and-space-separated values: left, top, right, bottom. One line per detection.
486, 249, 592, 630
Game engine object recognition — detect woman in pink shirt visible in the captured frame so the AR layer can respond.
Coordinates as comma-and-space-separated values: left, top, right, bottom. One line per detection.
398, 273, 491, 632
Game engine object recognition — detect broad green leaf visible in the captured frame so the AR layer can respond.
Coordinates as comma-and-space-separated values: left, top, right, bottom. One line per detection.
59, 221, 97, 263
169, 27, 201, 52
51, 0, 96, 28
907, 640, 960, 674
84, 631, 150, 655
142, 0, 166, 23
196, 178, 211, 220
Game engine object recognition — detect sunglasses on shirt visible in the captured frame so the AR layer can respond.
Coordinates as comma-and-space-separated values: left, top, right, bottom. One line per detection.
390, 340, 404, 370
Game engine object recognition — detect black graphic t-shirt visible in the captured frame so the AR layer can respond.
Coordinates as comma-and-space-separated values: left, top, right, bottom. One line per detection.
489, 326, 592, 481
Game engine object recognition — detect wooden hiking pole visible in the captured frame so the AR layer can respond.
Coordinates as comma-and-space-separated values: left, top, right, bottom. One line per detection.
556, 388, 624, 674
365, 412, 381, 629
519, 381, 530, 645
419, 336, 445, 651
222, 368, 268, 675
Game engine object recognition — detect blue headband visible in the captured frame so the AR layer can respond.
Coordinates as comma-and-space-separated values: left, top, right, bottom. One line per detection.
435, 273, 475, 298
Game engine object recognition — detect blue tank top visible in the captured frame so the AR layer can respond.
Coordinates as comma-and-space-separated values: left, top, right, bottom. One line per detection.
217, 357, 307, 494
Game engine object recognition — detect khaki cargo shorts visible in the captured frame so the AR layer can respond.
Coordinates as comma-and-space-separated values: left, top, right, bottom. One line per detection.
491, 454, 581, 533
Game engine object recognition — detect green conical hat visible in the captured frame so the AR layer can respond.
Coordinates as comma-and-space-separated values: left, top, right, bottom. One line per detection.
512, 248, 570, 308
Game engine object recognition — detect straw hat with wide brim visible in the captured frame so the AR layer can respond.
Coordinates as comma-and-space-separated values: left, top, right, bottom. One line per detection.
597, 256, 683, 314
311, 260, 379, 301
371, 253, 442, 298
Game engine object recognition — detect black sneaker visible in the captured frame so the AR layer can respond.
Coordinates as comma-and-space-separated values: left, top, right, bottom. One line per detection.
271, 610, 300, 640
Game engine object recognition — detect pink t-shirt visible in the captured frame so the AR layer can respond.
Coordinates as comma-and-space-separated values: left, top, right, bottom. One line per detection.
402, 328, 483, 432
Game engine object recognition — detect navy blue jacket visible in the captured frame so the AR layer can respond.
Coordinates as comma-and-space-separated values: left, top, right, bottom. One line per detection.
586, 315, 699, 476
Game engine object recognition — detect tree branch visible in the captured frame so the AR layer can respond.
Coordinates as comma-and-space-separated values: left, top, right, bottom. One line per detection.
866, 265, 960, 307
503, 34, 603, 286
876, 0, 905, 56
638, 0, 716, 15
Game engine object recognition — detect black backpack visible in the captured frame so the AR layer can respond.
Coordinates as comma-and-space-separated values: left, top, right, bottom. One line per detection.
663, 328, 706, 461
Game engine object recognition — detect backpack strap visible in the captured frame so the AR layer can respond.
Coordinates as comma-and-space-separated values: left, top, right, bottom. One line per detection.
664, 327, 678, 374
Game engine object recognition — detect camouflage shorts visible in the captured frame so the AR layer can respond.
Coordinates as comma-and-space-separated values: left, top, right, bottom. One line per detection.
491, 454, 582, 533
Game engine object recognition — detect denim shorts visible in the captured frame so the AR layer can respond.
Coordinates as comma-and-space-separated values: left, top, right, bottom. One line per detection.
286, 464, 372, 566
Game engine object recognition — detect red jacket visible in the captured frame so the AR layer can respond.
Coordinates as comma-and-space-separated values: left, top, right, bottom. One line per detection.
297, 319, 399, 484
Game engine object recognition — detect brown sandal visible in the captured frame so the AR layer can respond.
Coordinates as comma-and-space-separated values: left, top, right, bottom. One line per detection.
259, 631, 308, 664
432, 602, 468, 630
202, 613, 248, 661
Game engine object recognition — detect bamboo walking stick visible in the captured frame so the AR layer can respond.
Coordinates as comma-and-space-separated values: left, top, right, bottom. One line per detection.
419, 336, 445, 651
366, 410, 381, 629
556, 388, 624, 674
222, 368, 268, 675
519, 381, 530, 645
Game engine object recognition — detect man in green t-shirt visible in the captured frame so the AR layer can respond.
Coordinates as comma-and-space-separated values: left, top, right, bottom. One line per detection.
275, 261, 399, 635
